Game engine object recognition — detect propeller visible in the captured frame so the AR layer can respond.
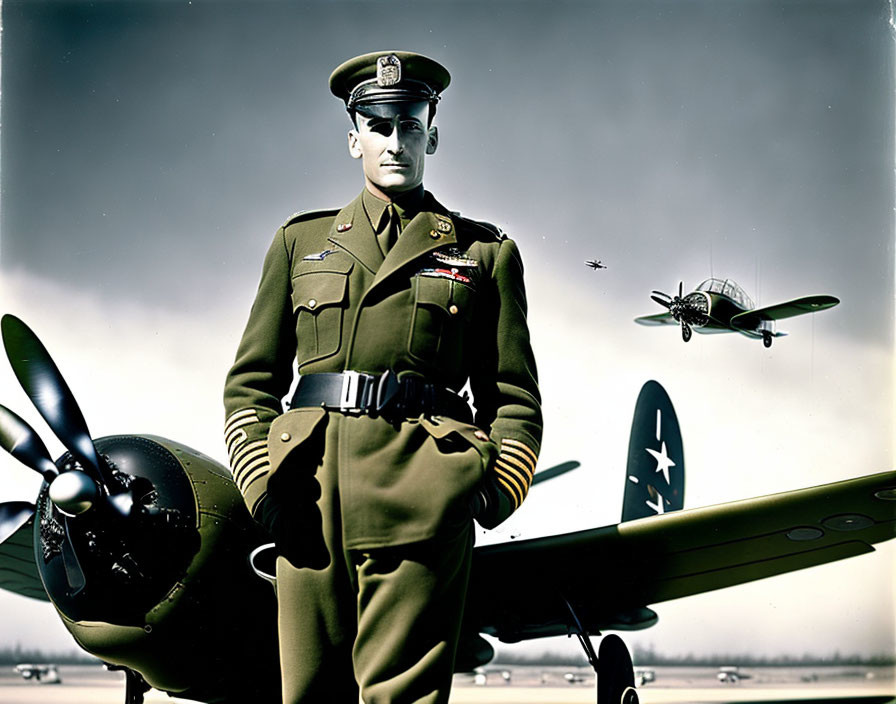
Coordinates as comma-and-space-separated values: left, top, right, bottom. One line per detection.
650, 282, 697, 331
0, 404, 59, 481
0, 501, 35, 544
1, 314, 113, 488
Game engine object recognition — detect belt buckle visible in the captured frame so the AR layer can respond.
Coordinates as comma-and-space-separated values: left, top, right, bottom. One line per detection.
339, 371, 362, 413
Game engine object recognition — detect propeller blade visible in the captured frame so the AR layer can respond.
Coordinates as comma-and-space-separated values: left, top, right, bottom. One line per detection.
678, 281, 683, 298
532, 460, 581, 486
61, 518, 87, 593
650, 295, 672, 309
1, 315, 108, 486
0, 404, 59, 481
0, 501, 34, 544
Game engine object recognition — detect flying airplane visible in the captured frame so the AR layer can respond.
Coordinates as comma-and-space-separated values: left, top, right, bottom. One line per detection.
634, 278, 840, 347
0, 314, 893, 704
586, 259, 607, 270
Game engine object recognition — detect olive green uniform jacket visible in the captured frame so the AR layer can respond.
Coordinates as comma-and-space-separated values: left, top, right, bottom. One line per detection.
224, 189, 542, 550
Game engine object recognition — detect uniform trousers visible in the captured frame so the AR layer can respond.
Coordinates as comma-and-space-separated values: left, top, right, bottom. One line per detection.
273, 413, 475, 704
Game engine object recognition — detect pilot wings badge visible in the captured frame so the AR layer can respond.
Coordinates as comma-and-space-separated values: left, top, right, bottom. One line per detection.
302, 249, 337, 261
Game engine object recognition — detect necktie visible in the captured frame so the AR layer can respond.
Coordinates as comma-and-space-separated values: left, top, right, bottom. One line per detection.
377, 204, 400, 255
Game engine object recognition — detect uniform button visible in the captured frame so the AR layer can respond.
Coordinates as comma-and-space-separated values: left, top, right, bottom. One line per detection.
308, 299, 317, 309
449, 304, 459, 315
280, 432, 291, 442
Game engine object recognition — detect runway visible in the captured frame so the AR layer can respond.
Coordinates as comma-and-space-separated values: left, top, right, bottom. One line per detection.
0, 665, 892, 704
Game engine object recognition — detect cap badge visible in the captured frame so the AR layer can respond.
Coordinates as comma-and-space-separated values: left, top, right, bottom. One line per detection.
376, 54, 402, 87
436, 218, 452, 233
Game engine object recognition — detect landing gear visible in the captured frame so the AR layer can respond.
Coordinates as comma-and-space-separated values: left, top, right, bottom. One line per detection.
105, 664, 150, 704
597, 635, 639, 704
762, 330, 773, 348
681, 323, 692, 342
564, 599, 639, 704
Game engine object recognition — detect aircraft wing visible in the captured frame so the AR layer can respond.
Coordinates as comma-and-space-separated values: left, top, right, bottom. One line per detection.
0, 516, 49, 602
465, 470, 896, 643
730, 295, 840, 330
634, 313, 678, 326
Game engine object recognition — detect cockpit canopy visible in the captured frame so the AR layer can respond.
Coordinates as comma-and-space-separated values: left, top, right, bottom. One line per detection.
695, 278, 754, 310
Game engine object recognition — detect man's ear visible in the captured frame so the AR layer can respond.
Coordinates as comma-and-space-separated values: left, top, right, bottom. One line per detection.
426, 126, 439, 155
348, 129, 362, 159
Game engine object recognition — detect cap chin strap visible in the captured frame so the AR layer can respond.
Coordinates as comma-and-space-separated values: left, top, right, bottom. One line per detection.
347, 78, 440, 110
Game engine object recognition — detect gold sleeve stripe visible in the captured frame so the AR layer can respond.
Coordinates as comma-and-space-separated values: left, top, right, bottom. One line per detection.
230, 438, 266, 463
226, 429, 248, 456
225, 418, 257, 446
239, 465, 269, 493
493, 465, 525, 507
225, 408, 258, 434
236, 458, 270, 492
501, 446, 536, 475
495, 460, 531, 502
232, 442, 267, 475
494, 473, 523, 509
497, 452, 534, 481
501, 438, 538, 466
496, 458, 531, 488
234, 449, 268, 478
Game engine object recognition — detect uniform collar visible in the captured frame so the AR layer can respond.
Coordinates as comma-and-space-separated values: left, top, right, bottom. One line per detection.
361, 185, 425, 233
329, 188, 455, 279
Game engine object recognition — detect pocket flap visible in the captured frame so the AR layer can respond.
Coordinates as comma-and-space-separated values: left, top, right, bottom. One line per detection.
291, 270, 349, 313
420, 416, 499, 468
415, 274, 451, 312
268, 407, 328, 472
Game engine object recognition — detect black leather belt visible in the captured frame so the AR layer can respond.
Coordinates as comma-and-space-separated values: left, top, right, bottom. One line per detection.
290, 370, 472, 421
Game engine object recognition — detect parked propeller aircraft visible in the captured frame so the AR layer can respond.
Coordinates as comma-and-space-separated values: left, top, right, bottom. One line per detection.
0, 314, 893, 704
634, 278, 840, 347
14, 662, 61, 684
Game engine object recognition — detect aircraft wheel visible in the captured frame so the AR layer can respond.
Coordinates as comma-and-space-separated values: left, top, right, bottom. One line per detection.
596, 634, 636, 704
681, 324, 692, 342
762, 331, 773, 348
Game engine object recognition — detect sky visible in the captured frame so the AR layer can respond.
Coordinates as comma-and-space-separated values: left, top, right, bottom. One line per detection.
0, 0, 893, 663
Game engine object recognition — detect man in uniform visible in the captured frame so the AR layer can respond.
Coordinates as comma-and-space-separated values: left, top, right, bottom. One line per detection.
223, 51, 542, 703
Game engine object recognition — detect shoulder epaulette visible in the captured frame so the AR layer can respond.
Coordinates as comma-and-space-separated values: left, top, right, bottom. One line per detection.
452, 212, 507, 241
282, 208, 340, 228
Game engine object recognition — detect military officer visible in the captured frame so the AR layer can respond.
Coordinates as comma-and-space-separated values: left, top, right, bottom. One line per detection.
223, 51, 542, 703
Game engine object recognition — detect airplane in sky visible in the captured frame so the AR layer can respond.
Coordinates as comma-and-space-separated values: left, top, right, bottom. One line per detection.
634, 278, 840, 347
586, 259, 607, 270
0, 314, 893, 704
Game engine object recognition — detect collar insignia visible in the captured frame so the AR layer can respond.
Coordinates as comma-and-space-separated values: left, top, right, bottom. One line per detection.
336, 222, 352, 233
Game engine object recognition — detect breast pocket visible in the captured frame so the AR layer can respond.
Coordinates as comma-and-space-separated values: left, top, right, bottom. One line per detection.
291, 265, 352, 366
407, 273, 476, 365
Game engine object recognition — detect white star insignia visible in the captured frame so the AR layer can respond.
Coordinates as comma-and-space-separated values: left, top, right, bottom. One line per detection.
645, 441, 676, 484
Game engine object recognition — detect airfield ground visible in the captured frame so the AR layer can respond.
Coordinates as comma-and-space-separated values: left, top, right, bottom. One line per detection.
0, 664, 892, 703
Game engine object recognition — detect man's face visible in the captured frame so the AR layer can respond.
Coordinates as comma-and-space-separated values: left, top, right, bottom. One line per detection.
347, 102, 438, 197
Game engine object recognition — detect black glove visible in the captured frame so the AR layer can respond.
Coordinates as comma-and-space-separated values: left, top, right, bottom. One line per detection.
255, 494, 330, 570
470, 475, 515, 530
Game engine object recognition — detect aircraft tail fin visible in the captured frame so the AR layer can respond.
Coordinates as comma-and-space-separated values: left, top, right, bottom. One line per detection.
622, 380, 685, 522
